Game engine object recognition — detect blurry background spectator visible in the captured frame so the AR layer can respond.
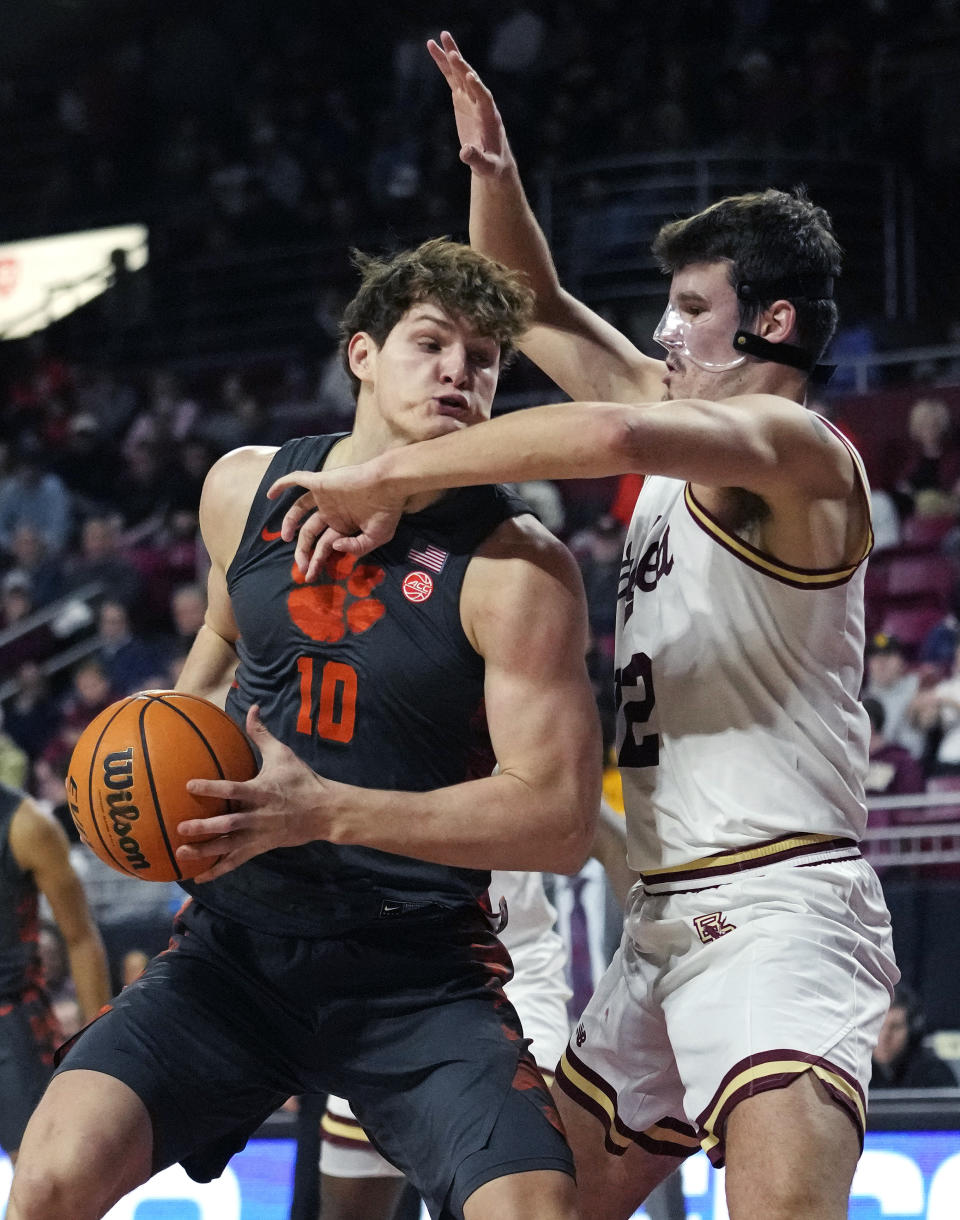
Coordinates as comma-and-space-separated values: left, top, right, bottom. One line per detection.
0, 433, 73, 559
862, 633, 928, 762
871, 983, 957, 1088
894, 397, 960, 520
0, 704, 29, 788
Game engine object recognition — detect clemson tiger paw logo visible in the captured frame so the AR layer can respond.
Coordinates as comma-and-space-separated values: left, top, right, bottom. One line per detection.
288, 553, 386, 642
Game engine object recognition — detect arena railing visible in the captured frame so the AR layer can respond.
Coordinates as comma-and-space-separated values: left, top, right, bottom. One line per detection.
0, 580, 103, 703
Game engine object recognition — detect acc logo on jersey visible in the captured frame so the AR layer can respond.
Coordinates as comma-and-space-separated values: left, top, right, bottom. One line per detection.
402, 571, 433, 603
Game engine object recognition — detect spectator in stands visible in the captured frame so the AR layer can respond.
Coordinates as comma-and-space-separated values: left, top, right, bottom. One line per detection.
72, 365, 138, 438
2, 661, 62, 763
50, 412, 119, 519
0, 570, 58, 674
570, 513, 625, 727
0, 432, 73, 558
199, 372, 267, 453
862, 633, 927, 761
864, 696, 926, 799
93, 600, 165, 696
63, 514, 142, 610
38, 920, 82, 1038
47, 659, 119, 765
894, 396, 960, 520
0, 704, 29, 788
0, 568, 35, 630
869, 488, 902, 553
168, 580, 206, 641
870, 983, 957, 1089
6, 523, 65, 608
31, 749, 79, 845
908, 639, 960, 775
918, 612, 960, 669
862, 695, 926, 874
167, 436, 216, 517
123, 369, 199, 457
109, 439, 171, 534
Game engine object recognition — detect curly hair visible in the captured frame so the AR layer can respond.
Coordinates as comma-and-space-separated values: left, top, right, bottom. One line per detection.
339, 237, 535, 396
652, 188, 843, 364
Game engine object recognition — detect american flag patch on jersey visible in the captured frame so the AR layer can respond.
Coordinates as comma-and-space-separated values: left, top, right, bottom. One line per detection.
407, 544, 448, 573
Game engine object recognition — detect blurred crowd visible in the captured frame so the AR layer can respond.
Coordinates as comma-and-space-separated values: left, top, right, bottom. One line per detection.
1, 0, 960, 1016
2, 0, 958, 258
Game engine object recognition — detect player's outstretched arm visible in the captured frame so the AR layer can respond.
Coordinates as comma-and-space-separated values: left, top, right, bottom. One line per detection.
11, 796, 112, 1019
270, 393, 863, 574
429, 29, 664, 404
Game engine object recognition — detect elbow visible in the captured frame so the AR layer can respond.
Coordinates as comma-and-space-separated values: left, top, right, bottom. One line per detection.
606, 410, 648, 471
550, 784, 600, 875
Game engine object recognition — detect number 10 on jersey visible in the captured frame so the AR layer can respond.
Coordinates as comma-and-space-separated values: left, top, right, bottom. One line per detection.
296, 656, 358, 743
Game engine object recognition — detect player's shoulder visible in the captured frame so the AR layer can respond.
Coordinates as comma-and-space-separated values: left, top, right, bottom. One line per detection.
10, 795, 67, 867
478, 510, 575, 569
468, 512, 586, 613
200, 445, 278, 515
205, 445, 279, 490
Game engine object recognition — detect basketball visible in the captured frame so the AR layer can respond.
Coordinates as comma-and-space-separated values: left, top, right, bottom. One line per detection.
66, 690, 257, 882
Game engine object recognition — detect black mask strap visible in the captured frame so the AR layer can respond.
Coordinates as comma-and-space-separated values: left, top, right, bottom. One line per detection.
732, 330, 836, 385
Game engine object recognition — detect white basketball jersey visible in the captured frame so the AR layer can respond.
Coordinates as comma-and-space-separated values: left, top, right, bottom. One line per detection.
616, 431, 872, 884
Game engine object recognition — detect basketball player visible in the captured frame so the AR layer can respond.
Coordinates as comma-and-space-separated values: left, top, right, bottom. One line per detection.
319, 868, 571, 1220
0, 783, 111, 1164
261, 33, 900, 1220
7, 239, 600, 1220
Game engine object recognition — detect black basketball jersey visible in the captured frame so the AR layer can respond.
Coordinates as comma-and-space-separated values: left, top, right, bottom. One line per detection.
181, 434, 533, 936
0, 783, 42, 998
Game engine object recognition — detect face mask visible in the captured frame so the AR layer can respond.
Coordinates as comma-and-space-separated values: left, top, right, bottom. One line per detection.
652, 302, 747, 372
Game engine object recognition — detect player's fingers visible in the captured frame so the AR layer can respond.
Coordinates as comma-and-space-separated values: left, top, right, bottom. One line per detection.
184, 777, 247, 804
178, 811, 237, 837
293, 510, 327, 574
331, 533, 374, 557
245, 703, 268, 741
189, 847, 248, 883
426, 38, 456, 86
267, 469, 315, 500
280, 496, 317, 542
332, 520, 393, 557
303, 525, 351, 580
441, 31, 472, 71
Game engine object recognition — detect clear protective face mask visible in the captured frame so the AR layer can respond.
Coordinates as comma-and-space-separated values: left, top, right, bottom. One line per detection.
652, 302, 747, 372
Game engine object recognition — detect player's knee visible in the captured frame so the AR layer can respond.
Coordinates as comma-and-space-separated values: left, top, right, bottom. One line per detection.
10, 1134, 138, 1220
8, 1159, 76, 1220
727, 1162, 847, 1220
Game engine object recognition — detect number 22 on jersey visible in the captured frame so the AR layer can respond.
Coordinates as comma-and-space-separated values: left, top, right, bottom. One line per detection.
615, 652, 659, 768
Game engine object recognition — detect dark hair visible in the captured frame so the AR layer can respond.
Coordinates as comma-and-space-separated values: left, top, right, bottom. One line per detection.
651, 187, 842, 364
891, 982, 926, 1043
339, 238, 535, 397
862, 695, 886, 735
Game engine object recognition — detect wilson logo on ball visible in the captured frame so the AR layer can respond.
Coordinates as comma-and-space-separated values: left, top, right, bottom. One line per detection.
68, 691, 257, 882
100, 748, 150, 871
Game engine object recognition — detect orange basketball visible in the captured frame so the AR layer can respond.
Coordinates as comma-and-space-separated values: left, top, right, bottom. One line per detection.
66, 690, 257, 882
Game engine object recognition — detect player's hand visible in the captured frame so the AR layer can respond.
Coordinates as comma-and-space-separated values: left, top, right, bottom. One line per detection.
176, 705, 340, 881
266, 462, 405, 581
427, 30, 513, 178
